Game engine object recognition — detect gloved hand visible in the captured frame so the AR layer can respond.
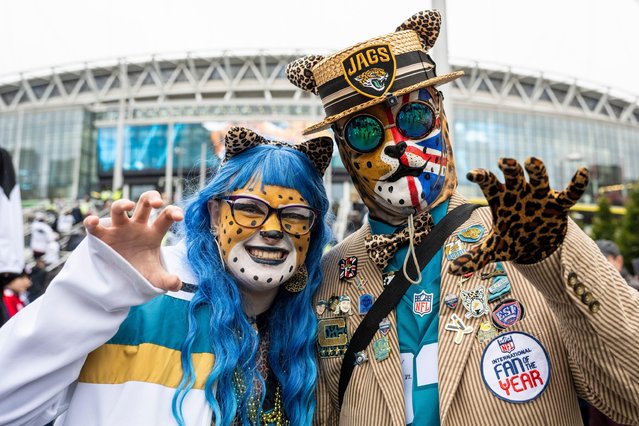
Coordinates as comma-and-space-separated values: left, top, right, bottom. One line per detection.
450, 157, 589, 275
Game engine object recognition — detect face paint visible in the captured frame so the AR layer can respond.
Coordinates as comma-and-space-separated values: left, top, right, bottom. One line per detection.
211, 182, 312, 293
335, 86, 457, 225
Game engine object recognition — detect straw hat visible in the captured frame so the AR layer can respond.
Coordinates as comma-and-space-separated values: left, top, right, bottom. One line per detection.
286, 10, 464, 135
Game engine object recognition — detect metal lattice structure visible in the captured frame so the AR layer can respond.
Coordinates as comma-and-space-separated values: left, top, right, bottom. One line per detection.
0, 52, 638, 127
451, 59, 639, 125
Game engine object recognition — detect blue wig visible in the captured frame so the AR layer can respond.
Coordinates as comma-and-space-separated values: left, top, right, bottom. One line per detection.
172, 144, 331, 425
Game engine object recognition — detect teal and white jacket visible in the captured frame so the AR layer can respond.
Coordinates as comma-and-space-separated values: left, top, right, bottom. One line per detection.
0, 235, 215, 426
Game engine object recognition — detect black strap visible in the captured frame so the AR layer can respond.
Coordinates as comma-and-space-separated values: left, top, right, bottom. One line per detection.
337, 203, 480, 408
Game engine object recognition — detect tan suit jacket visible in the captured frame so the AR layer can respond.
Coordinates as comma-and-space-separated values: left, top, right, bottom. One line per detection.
315, 193, 639, 425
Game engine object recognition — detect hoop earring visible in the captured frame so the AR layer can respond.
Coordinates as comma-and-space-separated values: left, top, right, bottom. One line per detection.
284, 264, 308, 293
210, 227, 226, 267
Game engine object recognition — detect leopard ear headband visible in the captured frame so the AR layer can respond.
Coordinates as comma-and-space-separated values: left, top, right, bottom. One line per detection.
222, 126, 333, 175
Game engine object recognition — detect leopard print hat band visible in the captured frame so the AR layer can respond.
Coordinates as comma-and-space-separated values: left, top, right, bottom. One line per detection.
286, 10, 464, 135
222, 126, 334, 176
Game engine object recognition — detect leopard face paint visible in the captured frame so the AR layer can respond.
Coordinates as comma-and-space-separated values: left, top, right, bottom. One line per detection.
210, 183, 312, 292
335, 87, 457, 225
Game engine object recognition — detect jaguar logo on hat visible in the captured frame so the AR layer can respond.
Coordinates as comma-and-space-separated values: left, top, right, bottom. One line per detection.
286, 9, 464, 135
341, 44, 396, 98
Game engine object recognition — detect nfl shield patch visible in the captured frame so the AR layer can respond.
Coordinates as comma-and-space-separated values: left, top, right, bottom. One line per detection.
498, 335, 515, 353
413, 291, 433, 317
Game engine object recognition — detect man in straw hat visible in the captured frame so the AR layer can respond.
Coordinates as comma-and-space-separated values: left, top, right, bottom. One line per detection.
287, 9, 639, 425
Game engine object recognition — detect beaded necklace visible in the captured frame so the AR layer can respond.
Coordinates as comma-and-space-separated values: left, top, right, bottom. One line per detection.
232, 312, 289, 426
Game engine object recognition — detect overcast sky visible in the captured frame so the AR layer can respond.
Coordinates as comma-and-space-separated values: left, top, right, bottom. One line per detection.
1, 0, 638, 95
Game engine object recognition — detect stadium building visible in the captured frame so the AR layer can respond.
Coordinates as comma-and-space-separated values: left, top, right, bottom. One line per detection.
0, 51, 637, 209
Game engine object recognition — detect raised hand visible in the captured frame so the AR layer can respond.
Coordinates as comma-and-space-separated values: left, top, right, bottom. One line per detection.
450, 157, 589, 275
83, 191, 184, 291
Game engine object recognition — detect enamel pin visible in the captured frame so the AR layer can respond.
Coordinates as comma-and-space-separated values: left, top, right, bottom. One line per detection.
445, 240, 467, 261
485, 262, 511, 302
359, 294, 375, 315
339, 256, 358, 280
476, 321, 499, 344
444, 293, 459, 309
457, 224, 485, 243
372, 336, 391, 361
445, 313, 474, 345
338, 295, 353, 315
382, 271, 395, 288
378, 317, 391, 335
315, 300, 328, 316
491, 298, 525, 329
460, 285, 489, 318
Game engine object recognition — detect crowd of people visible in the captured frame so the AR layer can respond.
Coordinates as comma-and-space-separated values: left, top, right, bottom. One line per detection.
1, 197, 98, 326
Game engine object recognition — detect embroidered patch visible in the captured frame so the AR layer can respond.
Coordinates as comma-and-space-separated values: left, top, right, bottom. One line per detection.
491, 299, 525, 329
413, 290, 433, 317
318, 317, 349, 358
480, 332, 551, 403
457, 224, 485, 243
341, 44, 396, 99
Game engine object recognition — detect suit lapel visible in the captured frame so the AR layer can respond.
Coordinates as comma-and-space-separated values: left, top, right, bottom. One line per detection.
438, 194, 492, 423
342, 224, 406, 425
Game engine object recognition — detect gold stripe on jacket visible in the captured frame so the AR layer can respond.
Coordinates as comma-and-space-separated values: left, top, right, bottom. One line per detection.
314, 192, 639, 426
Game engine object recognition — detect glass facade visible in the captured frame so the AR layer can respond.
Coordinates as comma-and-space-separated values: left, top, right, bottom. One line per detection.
1, 100, 637, 205
0, 108, 94, 200
97, 123, 220, 175
452, 107, 639, 203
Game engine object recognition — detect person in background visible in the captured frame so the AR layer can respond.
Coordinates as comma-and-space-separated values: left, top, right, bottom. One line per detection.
595, 239, 639, 291
28, 257, 48, 302
70, 203, 84, 225
30, 212, 58, 260
1, 270, 31, 320
0, 147, 25, 326
57, 209, 75, 234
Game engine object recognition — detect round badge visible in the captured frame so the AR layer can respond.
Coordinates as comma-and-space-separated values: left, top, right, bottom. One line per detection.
480, 331, 551, 403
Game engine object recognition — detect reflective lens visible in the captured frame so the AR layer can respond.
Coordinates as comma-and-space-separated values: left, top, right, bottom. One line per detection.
396, 102, 435, 140
344, 115, 384, 152
224, 196, 316, 235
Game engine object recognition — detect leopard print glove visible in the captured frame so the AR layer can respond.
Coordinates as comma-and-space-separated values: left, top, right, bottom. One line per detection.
449, 157, 589, 275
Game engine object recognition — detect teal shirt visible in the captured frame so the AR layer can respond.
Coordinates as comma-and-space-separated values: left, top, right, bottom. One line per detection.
369, 200, 448, 426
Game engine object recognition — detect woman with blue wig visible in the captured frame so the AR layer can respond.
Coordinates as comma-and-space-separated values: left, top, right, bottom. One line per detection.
0, 126, 333, 426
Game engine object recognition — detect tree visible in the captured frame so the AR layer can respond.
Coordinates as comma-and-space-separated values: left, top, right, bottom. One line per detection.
591, 196, 617, 241
617, 186, 639, 272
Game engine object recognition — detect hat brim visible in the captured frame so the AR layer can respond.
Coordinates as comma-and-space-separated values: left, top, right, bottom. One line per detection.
302, 71, 464, 136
